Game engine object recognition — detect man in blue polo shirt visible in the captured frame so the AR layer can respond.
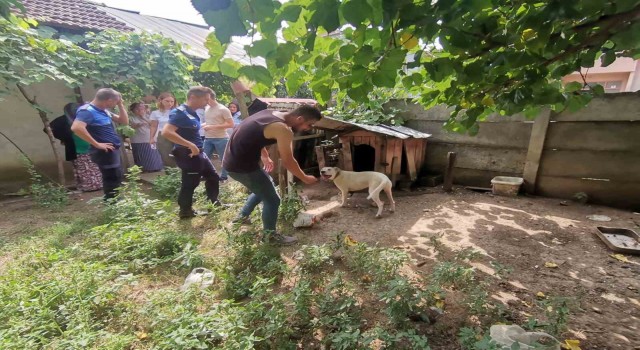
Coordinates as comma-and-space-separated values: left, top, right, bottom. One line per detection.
71, 88, 128, 200
161, 86, 225, 218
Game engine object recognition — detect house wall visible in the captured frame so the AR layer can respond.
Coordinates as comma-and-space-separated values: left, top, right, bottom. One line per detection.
398, 92, 640, 210
0, 79, 97, 192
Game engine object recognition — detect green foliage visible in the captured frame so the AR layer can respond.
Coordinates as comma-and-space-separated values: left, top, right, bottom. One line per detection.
197, 0, 640, 132
327, 87, 408, 125
22, 157, 68, 209
152, 167, 182, 200
85, 30, 194, 102
0, 16, 90, 94
279, 186, 306, 224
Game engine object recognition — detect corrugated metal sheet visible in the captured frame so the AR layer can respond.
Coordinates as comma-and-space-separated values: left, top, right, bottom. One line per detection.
313, 116, 431, 139
100, 5, 265, 66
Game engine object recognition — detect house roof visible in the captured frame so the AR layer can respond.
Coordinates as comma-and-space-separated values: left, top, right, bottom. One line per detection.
19, 0, 264, 65
21, 0, 131, 31
314, 116, 431, 139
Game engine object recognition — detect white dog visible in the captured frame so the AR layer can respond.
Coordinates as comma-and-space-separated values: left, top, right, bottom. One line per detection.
320, 167, 395, 218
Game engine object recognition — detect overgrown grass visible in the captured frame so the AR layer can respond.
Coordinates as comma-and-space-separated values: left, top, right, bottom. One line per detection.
0, 167, 575, 349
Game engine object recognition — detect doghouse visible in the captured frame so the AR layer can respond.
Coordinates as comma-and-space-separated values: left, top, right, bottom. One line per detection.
313, 116, 431, 186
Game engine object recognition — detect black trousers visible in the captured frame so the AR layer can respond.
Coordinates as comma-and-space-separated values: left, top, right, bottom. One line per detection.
90, 149, 123, 200
172, 147, 220, 211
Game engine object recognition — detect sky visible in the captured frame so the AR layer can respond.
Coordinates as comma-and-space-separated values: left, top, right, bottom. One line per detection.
96, 0, 207, 25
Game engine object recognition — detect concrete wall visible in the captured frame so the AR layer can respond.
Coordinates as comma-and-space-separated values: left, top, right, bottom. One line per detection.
397, 103, 533, 187
0, 79, 97, 192
400, 92, 640, 210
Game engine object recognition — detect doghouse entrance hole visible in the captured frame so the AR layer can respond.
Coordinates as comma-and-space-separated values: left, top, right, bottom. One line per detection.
353, 144, 375, 172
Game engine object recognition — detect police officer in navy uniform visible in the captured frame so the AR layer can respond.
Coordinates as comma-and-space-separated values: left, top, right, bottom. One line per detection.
161, 86, 225, 218
71, 88, 128, 200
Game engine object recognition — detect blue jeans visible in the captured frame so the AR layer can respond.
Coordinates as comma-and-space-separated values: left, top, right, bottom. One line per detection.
228, 169, 280, 234
203, 138, 229, 179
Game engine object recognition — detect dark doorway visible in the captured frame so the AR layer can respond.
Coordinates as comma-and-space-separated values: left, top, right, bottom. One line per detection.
353, 144, 375, 172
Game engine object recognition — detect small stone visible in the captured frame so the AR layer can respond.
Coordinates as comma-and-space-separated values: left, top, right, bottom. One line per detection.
592, 307, 602, 314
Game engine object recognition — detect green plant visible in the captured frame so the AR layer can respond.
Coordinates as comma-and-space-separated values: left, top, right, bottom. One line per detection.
22, 157, 68, 209
297, 244, 334, 274
327, 87, 408, 125
431, 261, 477, 291
152, 167, 182, 200
344, 243, 409, 287
378, 276, 429, 325
541, 296, 573, 336
490, 261, 514, 279
197, 1, 640, 133
279, 186, 306, 224
458, 327, 502, 350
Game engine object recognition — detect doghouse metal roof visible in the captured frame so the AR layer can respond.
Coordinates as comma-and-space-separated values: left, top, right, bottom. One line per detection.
314, 116, 431, 139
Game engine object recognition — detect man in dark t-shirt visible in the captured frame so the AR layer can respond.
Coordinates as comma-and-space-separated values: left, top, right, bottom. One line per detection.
223, 105, 322, 245
71, 88, 128, 200
161, 86, 225, 218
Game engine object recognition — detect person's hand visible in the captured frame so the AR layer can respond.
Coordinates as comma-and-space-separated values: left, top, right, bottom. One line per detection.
188, 143, 200, 157
150, 138, 156, 145
301, 174, 318, 185
261, 156, 274, 173
95, 142, 115, 152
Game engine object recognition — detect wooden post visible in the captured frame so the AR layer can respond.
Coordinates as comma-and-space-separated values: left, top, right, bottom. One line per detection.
404, 140, 418, 181
315, 145, 326, 170
340, 137, 354, 171
522, 109, 551, 194
443, 152, 457, 192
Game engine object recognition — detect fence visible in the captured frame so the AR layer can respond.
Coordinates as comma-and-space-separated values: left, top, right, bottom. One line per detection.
398, 92, 640, 210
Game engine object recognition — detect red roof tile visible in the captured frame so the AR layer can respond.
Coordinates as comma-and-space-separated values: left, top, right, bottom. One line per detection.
21, 0, 131, 31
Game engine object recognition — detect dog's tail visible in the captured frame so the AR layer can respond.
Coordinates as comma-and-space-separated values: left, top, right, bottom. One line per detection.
367, 181, 387, 200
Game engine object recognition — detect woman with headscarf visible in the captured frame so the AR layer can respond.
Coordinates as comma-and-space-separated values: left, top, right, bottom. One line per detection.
49, 102, 103, 191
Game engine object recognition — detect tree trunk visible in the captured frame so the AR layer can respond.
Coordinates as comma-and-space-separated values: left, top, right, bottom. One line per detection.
16, 84, 66, 186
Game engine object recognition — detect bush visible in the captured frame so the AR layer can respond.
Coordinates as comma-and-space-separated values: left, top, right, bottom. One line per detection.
23, 157, 68, 209
152, 167, 181, 200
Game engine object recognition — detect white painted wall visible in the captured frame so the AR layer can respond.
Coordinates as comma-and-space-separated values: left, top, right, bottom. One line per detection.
0, 79, 97, 192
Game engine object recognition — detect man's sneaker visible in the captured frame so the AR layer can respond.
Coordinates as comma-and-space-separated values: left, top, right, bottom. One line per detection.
263, 232, 298, 245
231, 215, 252, 225
179, 209, 208, 219
212, 200, 231, 209
219, 177, 228, 184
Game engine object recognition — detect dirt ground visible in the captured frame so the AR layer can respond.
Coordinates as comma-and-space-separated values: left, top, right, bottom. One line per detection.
1, 183, 639, 349
291, 181, 640, 349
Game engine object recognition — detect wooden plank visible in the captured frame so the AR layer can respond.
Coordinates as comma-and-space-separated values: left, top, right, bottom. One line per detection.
390, 156, 400, 185
340, 137, 353, 171
417, 139, 426, 173
544, 122, 640, 152
385, 139, 395, 174
405, 139, 418, 180
537, 176, 640, 210
315, 146, 326, 170
344, 130, 375, 137
551, 93, 640, 122
443, 152, 457, 192
374, 137, 383, 172
538, 149, 640, 182
293, 133, 324, 141
522, 109, 551, 194
392, 140, 403, 175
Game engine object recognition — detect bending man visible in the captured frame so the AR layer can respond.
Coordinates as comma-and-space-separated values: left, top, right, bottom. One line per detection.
223, 105, 321, 244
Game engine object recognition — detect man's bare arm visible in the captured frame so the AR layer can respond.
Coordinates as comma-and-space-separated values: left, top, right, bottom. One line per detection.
111, 101, 129, 125
265, 123, 316, 184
